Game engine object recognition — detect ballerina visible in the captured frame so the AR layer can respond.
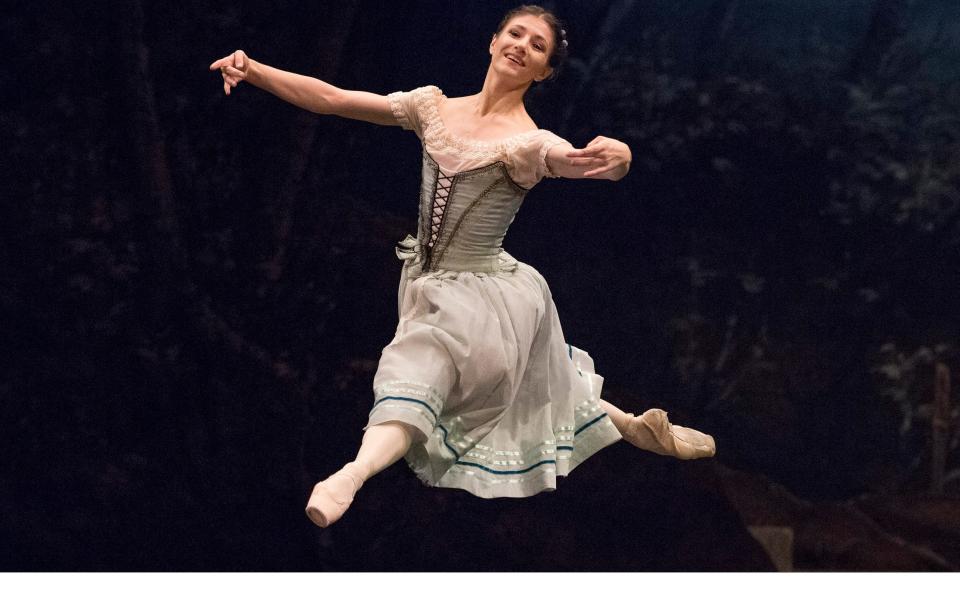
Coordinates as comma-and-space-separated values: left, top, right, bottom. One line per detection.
210, 4, 716, 529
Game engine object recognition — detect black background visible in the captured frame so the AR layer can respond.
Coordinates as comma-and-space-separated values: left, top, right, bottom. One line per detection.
2, 0, 960, 570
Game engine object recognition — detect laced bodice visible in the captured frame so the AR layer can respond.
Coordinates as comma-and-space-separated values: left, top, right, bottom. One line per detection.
388, 85, 570, 276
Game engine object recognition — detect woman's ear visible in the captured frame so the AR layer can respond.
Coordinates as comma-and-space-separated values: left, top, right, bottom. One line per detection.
489, 33, 497, 55
535, 65, 554, 82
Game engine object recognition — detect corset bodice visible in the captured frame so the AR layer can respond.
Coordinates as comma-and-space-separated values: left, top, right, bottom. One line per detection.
396, 151, 529, 277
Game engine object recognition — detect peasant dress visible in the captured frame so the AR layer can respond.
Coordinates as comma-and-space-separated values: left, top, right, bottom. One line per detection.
364, 85, 622, 499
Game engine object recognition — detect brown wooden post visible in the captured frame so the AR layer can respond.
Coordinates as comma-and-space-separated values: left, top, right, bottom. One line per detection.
931, 361, 951, 494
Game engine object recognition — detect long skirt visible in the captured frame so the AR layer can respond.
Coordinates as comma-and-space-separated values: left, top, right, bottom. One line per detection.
365, 254, 622, 498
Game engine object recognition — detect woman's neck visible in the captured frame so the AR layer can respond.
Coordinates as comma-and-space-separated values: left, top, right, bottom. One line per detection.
474, 68, 530, 118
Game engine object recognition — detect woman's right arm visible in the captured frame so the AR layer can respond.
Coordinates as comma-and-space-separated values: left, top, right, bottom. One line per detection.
209, 50, 397, 126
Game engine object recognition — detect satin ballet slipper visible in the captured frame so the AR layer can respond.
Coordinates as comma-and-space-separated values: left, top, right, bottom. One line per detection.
305, 462, 366, 528
622, 408, 716, 460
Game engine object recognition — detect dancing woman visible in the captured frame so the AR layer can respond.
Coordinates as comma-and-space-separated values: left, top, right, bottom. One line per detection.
210, 4, 715, 529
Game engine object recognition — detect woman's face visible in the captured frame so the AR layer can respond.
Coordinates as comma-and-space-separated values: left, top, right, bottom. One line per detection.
489, 14, 555, 83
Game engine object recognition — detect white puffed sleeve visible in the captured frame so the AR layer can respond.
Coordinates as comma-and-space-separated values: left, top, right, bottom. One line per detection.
535, 130, 572, 180
506, 130, 571, 187
386, 85, 440, 140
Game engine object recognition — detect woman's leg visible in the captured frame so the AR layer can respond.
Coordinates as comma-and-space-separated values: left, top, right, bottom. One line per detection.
352, 421, 416, 479
305, 421, 416, 528
599, 398, 716, 460
599, 399, 631, 432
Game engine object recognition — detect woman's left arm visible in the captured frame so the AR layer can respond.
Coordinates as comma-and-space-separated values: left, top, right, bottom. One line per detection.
546, 136, 632, 181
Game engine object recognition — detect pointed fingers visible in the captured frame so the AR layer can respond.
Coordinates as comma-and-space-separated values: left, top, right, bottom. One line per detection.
567, 157, 605, 167
566, 146, 602, 158
582, 164, 615, 178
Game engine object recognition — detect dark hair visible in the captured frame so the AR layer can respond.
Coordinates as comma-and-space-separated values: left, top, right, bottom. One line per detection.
496, 5, 568, 80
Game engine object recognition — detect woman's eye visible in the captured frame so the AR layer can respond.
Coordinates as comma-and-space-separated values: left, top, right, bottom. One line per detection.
509, 30, 519, 36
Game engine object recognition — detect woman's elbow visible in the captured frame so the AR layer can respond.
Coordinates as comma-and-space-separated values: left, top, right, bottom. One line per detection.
305, 81, 347, 115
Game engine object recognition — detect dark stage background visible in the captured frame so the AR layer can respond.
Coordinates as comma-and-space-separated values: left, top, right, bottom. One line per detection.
3, 0, 960, 571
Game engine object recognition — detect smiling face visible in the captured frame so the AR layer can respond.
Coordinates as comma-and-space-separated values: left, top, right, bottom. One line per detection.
489, 14, 556, 83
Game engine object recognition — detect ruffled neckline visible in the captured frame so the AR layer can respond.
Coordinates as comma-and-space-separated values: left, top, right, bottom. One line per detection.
421, 86, 544, 152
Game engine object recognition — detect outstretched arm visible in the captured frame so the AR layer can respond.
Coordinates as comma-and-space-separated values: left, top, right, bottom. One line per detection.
545, 136, 632, 181
209, 50, 397, 126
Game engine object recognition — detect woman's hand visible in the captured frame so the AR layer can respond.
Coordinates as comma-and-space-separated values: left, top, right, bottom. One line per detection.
565, 136, 632, 180
209, 50, 252, 96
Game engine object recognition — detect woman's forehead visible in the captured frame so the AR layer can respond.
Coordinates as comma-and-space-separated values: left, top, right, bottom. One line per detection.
503, 14, 552, 40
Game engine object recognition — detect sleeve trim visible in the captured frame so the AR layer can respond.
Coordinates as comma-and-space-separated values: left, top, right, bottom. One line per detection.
539, 134, 570, 179
387, 90, 413, 130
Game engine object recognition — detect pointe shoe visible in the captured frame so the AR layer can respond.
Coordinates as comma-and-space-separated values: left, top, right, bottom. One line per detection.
622, 408, 716, 460
305, 462, 366, 528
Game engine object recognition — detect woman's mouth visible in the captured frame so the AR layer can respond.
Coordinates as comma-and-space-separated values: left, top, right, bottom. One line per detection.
505, 54, 525, 67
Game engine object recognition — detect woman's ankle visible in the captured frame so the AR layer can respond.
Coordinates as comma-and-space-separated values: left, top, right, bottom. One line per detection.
343, 459, 373, 482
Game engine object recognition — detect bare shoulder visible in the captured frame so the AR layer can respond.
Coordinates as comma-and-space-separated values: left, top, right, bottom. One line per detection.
437, 94, 473, 118
518, 112, 539, 131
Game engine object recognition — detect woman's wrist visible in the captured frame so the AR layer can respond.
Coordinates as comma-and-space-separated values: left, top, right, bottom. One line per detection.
245, 58, 264, 87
